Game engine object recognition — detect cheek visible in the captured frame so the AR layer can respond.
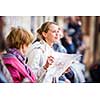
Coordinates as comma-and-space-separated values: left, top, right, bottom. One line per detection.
48, 34, 55, 40
49, 33, 55, 38
46, 33, 56, 42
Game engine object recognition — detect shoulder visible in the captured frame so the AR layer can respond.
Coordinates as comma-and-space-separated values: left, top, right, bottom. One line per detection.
2, 53, 21, 67
27, 41, 46, 55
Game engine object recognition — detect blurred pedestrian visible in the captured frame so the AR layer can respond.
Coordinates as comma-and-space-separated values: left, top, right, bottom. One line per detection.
0, 16, 13, 83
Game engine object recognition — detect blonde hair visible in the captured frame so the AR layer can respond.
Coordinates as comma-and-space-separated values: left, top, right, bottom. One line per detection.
6, 27, 34, 49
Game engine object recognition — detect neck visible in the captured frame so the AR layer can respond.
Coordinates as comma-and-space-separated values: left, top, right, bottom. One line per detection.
45, 40, 53, 47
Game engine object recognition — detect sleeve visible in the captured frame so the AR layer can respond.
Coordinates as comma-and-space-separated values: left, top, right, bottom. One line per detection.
27, 48, 47, 82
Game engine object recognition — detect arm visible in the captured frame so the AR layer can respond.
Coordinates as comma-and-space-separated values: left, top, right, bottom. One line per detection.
27, 49, 47, 82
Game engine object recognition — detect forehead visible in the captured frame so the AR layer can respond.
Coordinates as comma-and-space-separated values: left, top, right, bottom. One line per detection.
49, 24, 59, 30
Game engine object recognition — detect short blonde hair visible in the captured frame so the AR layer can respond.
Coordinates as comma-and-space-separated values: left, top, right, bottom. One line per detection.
6, 27, 34, 49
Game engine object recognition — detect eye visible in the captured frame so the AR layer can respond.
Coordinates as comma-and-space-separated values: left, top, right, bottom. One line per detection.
52, 30, 59, 33
49, 29, 59, 33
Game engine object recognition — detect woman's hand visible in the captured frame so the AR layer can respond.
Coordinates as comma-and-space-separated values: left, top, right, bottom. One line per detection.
43, 56, 54, 70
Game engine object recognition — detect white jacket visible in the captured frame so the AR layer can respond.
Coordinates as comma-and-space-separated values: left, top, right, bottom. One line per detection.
26, 40, 55, 82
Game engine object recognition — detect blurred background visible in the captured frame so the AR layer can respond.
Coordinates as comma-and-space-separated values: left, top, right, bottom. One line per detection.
1, 16, 100, 82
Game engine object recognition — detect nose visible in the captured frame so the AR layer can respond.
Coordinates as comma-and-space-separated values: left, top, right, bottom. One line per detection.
55, 31, 59, 36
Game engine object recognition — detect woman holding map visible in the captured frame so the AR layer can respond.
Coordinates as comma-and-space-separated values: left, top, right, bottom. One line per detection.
26, 21, 71, 83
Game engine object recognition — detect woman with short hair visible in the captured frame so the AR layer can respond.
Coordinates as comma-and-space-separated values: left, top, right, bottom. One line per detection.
2, 27, 36, 83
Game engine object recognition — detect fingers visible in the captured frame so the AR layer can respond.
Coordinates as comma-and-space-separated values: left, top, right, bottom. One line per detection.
47, 56, 54, 65
44, 56, 54, 70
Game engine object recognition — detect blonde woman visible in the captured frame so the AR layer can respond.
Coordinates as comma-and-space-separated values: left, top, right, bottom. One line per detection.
27, 22, 70, 83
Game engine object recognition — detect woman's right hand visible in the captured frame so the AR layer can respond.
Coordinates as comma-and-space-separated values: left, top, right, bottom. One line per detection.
43, 56, 54, 70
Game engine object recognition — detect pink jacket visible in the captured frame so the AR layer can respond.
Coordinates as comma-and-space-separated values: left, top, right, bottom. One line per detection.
2, 54, 36, 83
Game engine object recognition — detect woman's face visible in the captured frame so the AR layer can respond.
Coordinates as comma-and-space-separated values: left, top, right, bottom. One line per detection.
43, 24, 60, 45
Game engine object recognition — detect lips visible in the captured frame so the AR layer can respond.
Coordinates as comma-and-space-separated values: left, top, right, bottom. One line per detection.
55, 37, 59, 39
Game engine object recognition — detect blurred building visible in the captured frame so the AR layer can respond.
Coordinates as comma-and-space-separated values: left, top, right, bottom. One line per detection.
4, 16, 31, 37
82, 17, 100, 68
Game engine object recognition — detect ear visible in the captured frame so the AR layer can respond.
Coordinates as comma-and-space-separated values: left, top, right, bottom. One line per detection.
42, 32, 47, 38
